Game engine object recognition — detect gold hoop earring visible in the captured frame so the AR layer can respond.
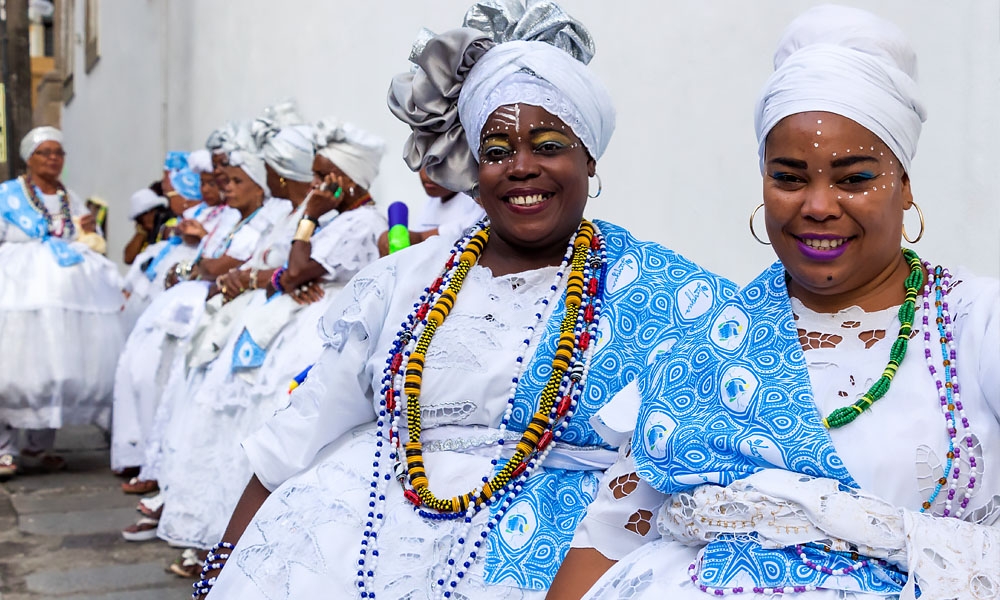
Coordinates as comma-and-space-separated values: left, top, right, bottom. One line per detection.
902, 201, 925, 244
588, 173, 602, 199
749, 203, 770, 245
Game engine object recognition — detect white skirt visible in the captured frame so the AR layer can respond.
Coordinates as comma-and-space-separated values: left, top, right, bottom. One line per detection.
208, 428, 544, 600
0, 240, 125, 429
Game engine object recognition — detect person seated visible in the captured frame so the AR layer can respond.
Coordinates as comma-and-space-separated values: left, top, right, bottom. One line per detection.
377, 167, 485, 255
198, 3, 734, 598
549, 6, 999, 599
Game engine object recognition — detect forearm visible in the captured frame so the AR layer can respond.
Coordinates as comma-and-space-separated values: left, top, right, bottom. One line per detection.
220, 475, 271, 545
281, 242, 328, 290
197, 255, 244, 279
546, 548, 616, 600
123, 233, 146, 264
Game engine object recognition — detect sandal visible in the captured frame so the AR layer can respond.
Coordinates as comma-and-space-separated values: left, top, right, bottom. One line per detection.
121, 516, 159, 542
137, 493, 164, 519
19, 450, 67, 473
121, 476, 158, 494
0, 454, 16, 479
168, 549, 205, 578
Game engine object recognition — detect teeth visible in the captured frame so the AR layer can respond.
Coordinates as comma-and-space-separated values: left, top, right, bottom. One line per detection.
801, 238, 847, 250
507, 194, 547, 207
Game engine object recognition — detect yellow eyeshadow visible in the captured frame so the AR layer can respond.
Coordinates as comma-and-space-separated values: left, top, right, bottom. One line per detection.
531, 131, 573, 145
481, 137, 512, 150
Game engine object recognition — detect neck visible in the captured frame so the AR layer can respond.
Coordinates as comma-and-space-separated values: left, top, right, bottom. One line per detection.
286, 181, 312, 208
238, 201, 262, 220
788, 251, 919, 313
478, 231, 575, 277
439, 191, 458, 203
341, 190, 372, 212
28, 172, 60, 194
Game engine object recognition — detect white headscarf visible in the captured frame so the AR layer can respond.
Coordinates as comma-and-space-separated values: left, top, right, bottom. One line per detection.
187, 149, 214, 174
129, 188, 167, 219
229, 150, 271, 198
261, 124, 316, 183
459, 40, 615, 163
20, 126, 63, 161
314, 120, 385, 190
754, 4, 926, 174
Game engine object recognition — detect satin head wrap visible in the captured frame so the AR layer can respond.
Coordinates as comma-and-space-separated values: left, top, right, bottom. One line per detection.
20, 126, 63, 161
314, 119, 386, 191
258, 124, 316, 184
229, 150, 271, 198
754, 4, 926, 174
388, 0, 614, 194
187, 149, 214, 174
206, 120, 258, 157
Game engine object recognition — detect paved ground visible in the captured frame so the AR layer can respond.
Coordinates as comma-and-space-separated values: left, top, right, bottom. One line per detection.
0, 426, 195, 599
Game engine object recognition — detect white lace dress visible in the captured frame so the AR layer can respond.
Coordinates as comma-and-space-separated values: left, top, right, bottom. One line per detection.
110, 198, 290, 472
575, 269, 1000, 599
0, 185, 125, 430
154, 204, 385, 549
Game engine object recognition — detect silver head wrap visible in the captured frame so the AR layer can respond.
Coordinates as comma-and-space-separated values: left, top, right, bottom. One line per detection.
20, 126, 63, 161
388, 0, 613, 194
754, 4, 926, 174
187, 149, 214, 174
228, 150, 271, 198
259, 123, 316, 183
206, 120, 258, 157
314, 119, 386, 191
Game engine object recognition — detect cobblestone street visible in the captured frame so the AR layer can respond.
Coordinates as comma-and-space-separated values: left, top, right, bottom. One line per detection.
0, 426, 192, 599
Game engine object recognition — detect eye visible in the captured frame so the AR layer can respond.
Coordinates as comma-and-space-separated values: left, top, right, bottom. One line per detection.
535, 141, 567, 154
769, 172, 804, 184
480, 143, 511, 161
840, 171, 877, 185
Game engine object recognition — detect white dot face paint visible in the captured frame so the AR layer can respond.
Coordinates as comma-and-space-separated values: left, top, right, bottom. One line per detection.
814, 143, 820, 148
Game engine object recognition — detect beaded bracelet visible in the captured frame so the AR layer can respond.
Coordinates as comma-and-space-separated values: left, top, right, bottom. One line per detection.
191, 542, 236, 599
271, 267, 287, 294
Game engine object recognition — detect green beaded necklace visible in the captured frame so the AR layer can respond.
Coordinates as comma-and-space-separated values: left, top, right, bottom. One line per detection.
821, 249, 924, 429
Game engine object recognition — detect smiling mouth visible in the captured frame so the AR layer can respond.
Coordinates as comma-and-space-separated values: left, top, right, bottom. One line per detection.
505, 193, 552, 207
796, 236, 851, 250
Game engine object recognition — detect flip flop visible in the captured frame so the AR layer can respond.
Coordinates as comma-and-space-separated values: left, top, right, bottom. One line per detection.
121, 477, 158, 494
121, 516, 159, 542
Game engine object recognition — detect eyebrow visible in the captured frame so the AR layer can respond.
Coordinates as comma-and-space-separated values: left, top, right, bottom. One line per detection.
767, 157, 808, 170
830, 155, 879, 168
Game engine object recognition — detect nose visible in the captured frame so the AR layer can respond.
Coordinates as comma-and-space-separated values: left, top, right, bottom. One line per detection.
801, 184, 842, 221
507, 148, 540, 180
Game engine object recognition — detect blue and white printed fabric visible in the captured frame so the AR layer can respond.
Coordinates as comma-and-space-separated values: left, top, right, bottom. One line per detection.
631, 262, 906, 595
483, 220, 737, 589
0, 178, 82, 266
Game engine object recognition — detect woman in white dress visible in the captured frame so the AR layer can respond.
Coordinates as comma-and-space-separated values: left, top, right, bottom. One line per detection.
199, 3, 736, 599
152, 119, 387, 564
550, 6, 999, 599
0, 126, 125, 479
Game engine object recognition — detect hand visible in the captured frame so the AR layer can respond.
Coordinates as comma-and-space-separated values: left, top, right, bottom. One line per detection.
79, 213, 97, 233
165, 264, 180, 288
177, 219, 208, 244
377, 230, 390, 257
290, 281, 325, 305
303, 176, 345, 220
216, 269, 248, 302
378, 229, 427, 256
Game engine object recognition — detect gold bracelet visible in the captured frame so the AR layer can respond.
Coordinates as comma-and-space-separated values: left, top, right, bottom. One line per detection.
249, 268, 259, 291
293, 219, 316, 243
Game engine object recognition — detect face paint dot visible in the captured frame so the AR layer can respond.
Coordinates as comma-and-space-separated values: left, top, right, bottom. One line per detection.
813, 142, 819, 147
846, 148, 850, 153
829, 184, 834, 188
817, 119, 823, 124
870, 146, 875, 151
848, 195, 854, 199
817, 169, 822, 173
816, 130, 822, 135
864, 192, 869, 195
832, 152, 837, 157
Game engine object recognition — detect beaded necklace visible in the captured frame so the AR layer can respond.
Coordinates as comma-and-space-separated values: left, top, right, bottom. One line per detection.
20, 174, 74, 239
822, 249, 923, 429
920, 262, 978, 518
356, 219, 606, 598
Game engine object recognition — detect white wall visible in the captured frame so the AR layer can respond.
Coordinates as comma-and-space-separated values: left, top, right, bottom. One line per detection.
61, 0, 999, 285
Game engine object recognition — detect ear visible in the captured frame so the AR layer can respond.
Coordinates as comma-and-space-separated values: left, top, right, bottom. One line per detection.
586, 157, 597, 178
900, 172, 913, 210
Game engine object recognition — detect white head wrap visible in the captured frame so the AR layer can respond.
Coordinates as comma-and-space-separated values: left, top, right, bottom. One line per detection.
228, 150, 271, 198
129, 188, 167, 219
20, 126, 63, 161
260, 124, 316, 183
754, 4, 926, 174
206, 120, 258, 157
314, 120, 386, 190
187, 149, 214, 174
459, 40, 614, 164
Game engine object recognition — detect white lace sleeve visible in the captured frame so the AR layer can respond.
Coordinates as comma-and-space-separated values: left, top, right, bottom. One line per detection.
571, 437, 669, 560
242, 263, 394, 491
309, 206, 385, 280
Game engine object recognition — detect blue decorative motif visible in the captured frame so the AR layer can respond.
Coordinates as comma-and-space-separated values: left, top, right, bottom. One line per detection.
164, 151, 189, 171
631, 263, 915, 594
0, 178, 83, 266
144, 236, 183, 281
169, 167, 203, 201
232, 328, 267, 370
484, 220, 737, 588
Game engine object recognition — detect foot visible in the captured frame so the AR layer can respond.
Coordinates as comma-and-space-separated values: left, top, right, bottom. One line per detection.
19, 450, 67, 473
0, 454, 16, 480
121, 477, 158, 494
137, 493, 164, 519
121, 516, 159, 542
168, 549, 205, 578
112, 466, 141, 479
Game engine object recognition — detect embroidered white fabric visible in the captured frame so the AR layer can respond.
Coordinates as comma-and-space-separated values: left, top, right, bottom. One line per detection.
574, 267, 1000, 598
